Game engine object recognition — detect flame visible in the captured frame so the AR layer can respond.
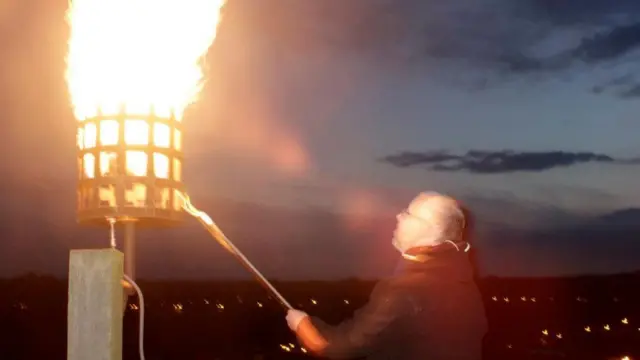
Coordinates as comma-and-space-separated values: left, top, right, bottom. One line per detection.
66, 0, 224, 178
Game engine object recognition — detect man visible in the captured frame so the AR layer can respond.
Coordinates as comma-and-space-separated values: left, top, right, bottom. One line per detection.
285, 192, 488, 359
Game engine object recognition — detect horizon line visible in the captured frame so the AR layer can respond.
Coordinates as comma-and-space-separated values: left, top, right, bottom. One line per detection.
2, 270, 638, 282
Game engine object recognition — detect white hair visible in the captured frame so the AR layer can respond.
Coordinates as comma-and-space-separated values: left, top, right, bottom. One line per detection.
393, 192, 466, 253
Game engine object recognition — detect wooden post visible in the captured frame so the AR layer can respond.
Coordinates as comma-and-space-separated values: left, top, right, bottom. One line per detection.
67, 249, 124, 360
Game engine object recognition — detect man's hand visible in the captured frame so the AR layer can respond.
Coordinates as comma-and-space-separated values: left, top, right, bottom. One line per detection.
286, 309, 308, 331
286, 309, 329, 353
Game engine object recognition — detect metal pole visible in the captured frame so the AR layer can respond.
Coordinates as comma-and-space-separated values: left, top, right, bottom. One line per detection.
122, 221, 136, 310
123, 222, 136, 281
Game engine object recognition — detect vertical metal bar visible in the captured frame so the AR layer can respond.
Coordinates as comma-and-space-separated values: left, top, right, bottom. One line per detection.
122, 221, 136, 313
123, 222, 136, 281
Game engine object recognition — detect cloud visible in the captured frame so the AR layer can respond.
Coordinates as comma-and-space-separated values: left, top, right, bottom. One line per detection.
381, 150, 640, 174
591, 74, 635, 94
459, 3, 640, 95
231, 0, 640, 95
464, 20, 640, 80
572, 23, 640, 63
207, 0, 640, 99
518, 0, 631, 26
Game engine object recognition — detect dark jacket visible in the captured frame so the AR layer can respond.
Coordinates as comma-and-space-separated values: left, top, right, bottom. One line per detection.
309, 243, 488, 360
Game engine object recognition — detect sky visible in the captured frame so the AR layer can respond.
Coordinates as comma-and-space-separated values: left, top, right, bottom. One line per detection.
0, 0, 639, 280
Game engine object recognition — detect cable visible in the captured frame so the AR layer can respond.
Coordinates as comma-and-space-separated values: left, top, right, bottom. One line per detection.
123, 274, 146, 360
107, 217, 117, 248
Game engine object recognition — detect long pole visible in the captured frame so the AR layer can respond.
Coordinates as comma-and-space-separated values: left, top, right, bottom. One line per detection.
193, 216, 293, 311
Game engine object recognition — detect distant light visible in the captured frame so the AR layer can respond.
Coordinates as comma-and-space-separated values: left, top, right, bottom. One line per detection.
173, 303, 183, 313
621, 318, 629, 325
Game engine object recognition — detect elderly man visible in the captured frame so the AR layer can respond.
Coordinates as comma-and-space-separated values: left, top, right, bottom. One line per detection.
285, 192, 488, 359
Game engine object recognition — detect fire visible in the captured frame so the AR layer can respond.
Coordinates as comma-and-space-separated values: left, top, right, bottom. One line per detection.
66, 0, 225, 178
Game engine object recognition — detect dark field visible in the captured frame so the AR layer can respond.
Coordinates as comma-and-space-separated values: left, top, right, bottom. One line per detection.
1, 274, 639, 359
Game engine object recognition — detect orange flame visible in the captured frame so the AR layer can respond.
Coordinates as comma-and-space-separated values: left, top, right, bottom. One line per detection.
65, 0, 225, 121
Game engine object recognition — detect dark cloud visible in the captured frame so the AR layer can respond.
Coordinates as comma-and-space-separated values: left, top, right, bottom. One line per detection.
589, 73, 640, 99
590, 74, 634, 94
464, 3, 640, 95
526, 0, 640, 26
617, 84, 640, 99
214, 0, 640, 97
572, 23, 640, 63
489, 22, 640, 77
236, 0, 640, 95
381, 150, 639, 174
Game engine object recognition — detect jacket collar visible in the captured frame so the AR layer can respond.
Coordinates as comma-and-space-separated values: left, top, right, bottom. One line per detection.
394, 241, 474, 279
403, 240, 470, 262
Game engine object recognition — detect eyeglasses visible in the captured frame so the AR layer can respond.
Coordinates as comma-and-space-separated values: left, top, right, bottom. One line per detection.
398, 209, 429, 222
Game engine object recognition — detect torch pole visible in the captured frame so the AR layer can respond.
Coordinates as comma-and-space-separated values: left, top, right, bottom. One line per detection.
193, 215, 294, 311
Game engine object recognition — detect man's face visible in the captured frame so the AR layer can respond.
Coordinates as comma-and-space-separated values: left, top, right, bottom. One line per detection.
393, 197, 429, 251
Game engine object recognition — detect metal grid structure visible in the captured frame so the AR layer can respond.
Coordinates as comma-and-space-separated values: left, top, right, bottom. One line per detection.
76, 107, 185, 228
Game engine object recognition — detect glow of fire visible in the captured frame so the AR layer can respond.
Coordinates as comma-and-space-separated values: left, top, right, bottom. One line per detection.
66, 0, 224, 178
